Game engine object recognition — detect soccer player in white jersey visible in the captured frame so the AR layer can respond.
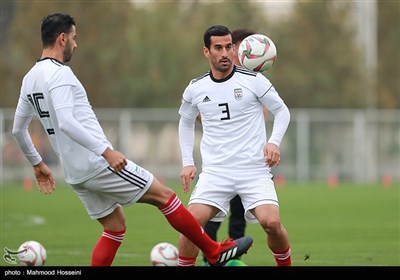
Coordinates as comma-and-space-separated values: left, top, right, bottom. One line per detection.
177, 25, 292, 266
201, 28, 258, 266
12, 13, 253, 266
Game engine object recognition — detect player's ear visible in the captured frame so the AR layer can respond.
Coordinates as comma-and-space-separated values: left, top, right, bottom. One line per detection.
203, 46, 209, 58
57, 33, 67, 47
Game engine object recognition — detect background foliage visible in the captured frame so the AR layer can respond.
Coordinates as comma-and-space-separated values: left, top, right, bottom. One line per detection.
1, 0, 399, 109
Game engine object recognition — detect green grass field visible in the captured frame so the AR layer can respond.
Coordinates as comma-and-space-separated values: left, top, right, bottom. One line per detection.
1, 181, 399, 267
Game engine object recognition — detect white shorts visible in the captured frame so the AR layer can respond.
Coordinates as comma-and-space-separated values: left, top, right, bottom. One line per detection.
69, 160, 153, 220
188, 168, 278, 223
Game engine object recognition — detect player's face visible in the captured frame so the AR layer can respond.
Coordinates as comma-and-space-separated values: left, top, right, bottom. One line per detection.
63, 26, 77, 63
204, 35, 234, 76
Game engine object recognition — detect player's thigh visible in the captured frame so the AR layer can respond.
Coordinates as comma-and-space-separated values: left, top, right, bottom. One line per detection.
239, 176, 278, 223
190, 169, 236, 215
71, 160, 152, 219
250, 204, 281, 227
187, 203, 219, 226
70, 185, 121, 220
239, 176, 277, 205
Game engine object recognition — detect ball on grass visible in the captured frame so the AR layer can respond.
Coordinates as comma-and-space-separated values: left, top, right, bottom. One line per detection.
225, 259, 247, 266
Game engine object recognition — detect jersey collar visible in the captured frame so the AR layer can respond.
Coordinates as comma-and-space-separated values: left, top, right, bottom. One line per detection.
209, 65, 236, 83
37, 57, 64, 65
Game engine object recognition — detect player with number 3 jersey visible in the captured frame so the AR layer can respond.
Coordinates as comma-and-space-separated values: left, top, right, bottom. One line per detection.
177, 25, 292, 266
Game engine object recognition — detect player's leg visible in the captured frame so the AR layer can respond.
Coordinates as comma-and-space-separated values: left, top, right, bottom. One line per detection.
139, 177, 220, 258
141, 177, 253, 266
224, 195, 247, 263
70, 174, 128, 266
228, 195, 246, 239
92, 206, 126, 266
250, 204, 291, 266
176, 203, 216, 266
203, 220, 221, 242
76, 162, 220, 266
176, 203, 253, 267
202, 220, 221, 265
176, 169, 254, 266
239, 174, 291, 266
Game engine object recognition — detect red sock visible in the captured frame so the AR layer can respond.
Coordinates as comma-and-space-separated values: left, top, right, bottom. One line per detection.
272, 247, 292, 266
159, 193, 219, 256
177, 256, 197, 266
91, 229, 125, 266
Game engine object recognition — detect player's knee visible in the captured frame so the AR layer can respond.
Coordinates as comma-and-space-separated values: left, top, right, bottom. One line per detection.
260, 218, 281, 234
99, 208, 126, 232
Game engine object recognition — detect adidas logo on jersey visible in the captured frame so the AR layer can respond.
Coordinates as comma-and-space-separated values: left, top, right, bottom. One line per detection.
203, 96, 211, 102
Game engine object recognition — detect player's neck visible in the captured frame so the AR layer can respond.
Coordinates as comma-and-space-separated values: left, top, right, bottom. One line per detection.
211, 65, 235, 80
41, 49, 64, 63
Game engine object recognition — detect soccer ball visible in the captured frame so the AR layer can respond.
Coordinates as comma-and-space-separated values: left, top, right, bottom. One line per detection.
17, 240, 47, 266
238, 34, 277, 72
225, 259, 248, 266
150, 242, 178, 266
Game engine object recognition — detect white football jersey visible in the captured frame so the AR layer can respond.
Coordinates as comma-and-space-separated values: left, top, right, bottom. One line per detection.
14, 58, 110, 184
179, 65, 290, 171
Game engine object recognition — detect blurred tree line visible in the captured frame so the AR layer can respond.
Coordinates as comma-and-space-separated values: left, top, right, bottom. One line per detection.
1, 0, 398, 109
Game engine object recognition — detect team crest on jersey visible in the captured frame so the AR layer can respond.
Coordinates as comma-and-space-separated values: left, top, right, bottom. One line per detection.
234, 88, 243, 101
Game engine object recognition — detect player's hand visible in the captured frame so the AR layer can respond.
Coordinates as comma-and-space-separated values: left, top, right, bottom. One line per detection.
33, 162, 56, 194
102, 147, 127, 173
264, 143, 281, 167
180, 165, 196, 193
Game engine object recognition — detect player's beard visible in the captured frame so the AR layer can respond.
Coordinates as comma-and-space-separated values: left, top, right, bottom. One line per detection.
63, 39, 73, 63
213, 58, 232, 73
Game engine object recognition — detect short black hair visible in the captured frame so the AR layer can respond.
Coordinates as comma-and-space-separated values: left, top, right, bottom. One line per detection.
41, 13, 75, 47
232, 28, 255, 45
203, 25, 232, 49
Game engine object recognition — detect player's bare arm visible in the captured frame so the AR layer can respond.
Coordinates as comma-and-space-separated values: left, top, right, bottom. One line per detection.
102, 147, 127, 173
180, 165, 197, 193
33, 161, 56, 194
